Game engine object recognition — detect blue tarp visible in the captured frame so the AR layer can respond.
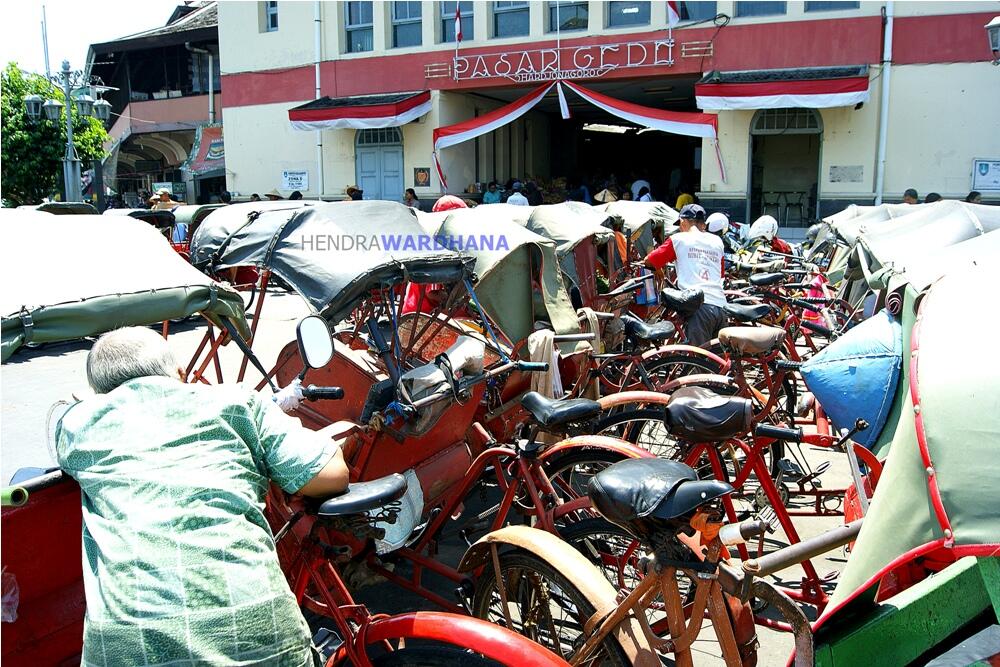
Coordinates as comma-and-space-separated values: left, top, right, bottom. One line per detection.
801, 309, 902, 448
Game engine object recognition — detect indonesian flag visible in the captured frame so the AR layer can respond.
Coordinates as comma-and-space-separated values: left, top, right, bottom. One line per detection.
455, 4, 463, 42
667, 0, 680, 28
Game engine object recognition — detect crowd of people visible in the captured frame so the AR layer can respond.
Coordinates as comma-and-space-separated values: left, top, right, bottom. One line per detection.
902, 187, 982, 204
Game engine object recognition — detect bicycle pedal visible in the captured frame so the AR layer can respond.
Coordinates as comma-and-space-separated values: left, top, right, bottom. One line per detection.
778, 458, 805, 477
312, 627, 344, 660
757, 507, 779, 532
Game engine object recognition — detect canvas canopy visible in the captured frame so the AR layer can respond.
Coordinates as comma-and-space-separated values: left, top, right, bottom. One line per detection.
818, 264, 1000, 626
596, 200, 678, 256
0, 210, 249, 362
417, 207, 580, 345
18, 202, 98, 215
518, 202, 615, 292
190, 200, 475, 324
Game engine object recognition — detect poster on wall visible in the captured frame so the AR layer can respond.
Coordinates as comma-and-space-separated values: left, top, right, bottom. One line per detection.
282, 170, 309, 191
972, 159, 1000, 191
413, 168, 431, 188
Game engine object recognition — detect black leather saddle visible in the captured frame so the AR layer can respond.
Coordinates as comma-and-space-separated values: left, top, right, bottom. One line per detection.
723, 302, 773, 323
749, 272, 784, 287
316, 473, 407, 517
660, 287, 704, 317
588, 458, 733, 540
521, 391, 601, 428
665, 386, 752, 442
620, 314, 676, 344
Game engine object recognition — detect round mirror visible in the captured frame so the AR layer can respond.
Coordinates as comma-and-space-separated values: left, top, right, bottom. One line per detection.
296, 315, 333, 369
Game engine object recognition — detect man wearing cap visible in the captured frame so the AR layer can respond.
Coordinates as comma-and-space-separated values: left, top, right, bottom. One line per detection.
506, 181, 529, 206
152, 188, 180, 211
644, 204, 727, 346
265, 189, 285, 201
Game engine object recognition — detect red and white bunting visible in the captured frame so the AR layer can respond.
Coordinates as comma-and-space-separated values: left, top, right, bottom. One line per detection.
433, 82, 555, 152
667, 1, 680, 28
556, 82, 571, 120
696, 76, 870, 111
289, 92, 432, 131
562, 81, 717, 139
455, 4, 463, 42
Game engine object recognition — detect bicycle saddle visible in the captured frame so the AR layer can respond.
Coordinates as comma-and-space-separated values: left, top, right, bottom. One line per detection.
718, 326, 786, 356
587, 458, 733, 540
660, 287, 704, 317
316, 473, 407, 517
521, 392, 602, 428
665, 386, 753, 442
749, 272, 785, 287
723, 302, 773, 323
620, 314, 676, 344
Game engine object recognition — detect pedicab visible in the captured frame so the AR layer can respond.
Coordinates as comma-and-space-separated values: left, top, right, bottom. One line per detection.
0, 208, 569, 667
168, 203, 224, 261
188, 199, 655, 612
17, 201, 98, 215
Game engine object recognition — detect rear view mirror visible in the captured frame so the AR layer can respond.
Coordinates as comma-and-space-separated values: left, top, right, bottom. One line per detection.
296, 315, 333, 369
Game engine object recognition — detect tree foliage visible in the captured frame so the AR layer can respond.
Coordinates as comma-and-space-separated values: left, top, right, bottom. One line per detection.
1, 62, 109, 206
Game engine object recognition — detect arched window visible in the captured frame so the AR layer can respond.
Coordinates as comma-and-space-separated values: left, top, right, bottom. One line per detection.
751, 108, 823, 135
356, 127, 403, 146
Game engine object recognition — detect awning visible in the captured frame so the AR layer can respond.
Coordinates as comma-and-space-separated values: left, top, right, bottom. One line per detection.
289, 91, 431, 131
181, 124, 225, 176
696, 66, 870, 111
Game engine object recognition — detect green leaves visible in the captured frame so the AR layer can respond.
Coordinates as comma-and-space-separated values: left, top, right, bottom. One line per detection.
2, 62, 109, 206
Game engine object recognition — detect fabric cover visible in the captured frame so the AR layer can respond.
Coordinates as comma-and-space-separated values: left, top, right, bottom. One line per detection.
801, 309, 902, 448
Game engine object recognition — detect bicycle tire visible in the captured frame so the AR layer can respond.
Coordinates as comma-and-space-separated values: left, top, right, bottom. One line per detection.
371, 645, 502, 666
540, 447, 637, 524
472, 551, 632, 666
636, 352, 724, 391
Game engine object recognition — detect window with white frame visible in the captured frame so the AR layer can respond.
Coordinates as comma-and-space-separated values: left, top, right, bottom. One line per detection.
735, 1, 786, 17
345, 1, 374, 53
804, 1, 860, 11
493, 1, 529, 38
679, 1, 717, 22
549, 1, 588, 32
263, 1, 278, 31
441, 1, 473, 43
392, 2, 422, 48
607, 1, 650, 28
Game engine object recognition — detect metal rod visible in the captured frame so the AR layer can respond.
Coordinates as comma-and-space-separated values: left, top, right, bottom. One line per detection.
742, 519, 863, 578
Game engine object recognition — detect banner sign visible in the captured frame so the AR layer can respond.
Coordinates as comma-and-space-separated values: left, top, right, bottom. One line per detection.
183, 125, 225, 176
454, 37, 674, 83
282, 170, 309, 190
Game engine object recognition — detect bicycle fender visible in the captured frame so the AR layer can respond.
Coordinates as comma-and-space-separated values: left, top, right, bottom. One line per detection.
640, 344, 728, 370
363, 611, 570, 667
457, 526, 660, 667
537, 435, 655, 463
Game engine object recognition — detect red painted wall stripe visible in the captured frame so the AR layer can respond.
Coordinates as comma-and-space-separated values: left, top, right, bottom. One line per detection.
695, 76, 870, 97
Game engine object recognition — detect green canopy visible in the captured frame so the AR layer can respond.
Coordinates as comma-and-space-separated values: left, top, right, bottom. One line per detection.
822, 264, 1000, 614
417, 207, 581, 345
0, 210, 250, 362
18, 202, 99, 215
519, 202, 615, 291
595, 200, 678, 256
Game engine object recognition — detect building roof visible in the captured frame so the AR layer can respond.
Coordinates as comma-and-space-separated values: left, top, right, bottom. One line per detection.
698, 65, 869, 85
88, 2, 217, 58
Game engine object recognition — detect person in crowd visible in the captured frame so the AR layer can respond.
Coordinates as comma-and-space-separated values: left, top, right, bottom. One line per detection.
250, 193, 261, 202
637, 186, 653, 202
345, 185, 363, 201
265, 189, 284, 201
643, 204, 726, 346
220, 190, 232, 204
965, 191, 982, 204
630, 175, 651, 201
924, 192, 942, 203
621, 189, 634, 201
404, 188, 420, 208
525, 181, 543, 206
152, 188, 180, 211
289, 190, 303, 201
482, 181, 502, 204
747, 214, 792, 254
675, 184, 695, 210
432, 195, 467, 212
706, 211, 738, 254
903, 188, 919, 204
593, 188, 618, 203
56, 327, 348, 667
507, 181, 529, 206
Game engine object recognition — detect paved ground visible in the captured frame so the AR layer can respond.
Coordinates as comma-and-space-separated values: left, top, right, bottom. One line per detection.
1, 290, 854, 665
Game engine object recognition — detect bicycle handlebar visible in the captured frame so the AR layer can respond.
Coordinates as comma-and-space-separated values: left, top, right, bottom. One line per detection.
754, 423, 803, 442
800, 320, 834, 338
517, 361, 550, 373
719, 518, 770, 546
553, 333, 597, 343
774, 359, 803, 371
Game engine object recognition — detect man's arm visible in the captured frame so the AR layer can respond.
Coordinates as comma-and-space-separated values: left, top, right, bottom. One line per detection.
296, 447, 349, 497
644, 238, 676, 270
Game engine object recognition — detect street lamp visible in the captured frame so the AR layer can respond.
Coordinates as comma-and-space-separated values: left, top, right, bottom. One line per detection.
92, 97, 112, 122
41, 98, 63, 121
23, 94, 43, 119
75, 93, 95, 117
987, 16, 1000, 65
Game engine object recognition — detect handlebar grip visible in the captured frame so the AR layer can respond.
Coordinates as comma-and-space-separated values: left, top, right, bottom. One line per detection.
754, 423, 803, 442
789, 298, 824, 311
774, 359, 803, 371
797, 296, 831, 304
517, 361, 550, 373
553, 333, 597, 343
302, 385, 345, 401
783, 282, 812, 290
719, 518, 770, 546
800, 320, 834, 337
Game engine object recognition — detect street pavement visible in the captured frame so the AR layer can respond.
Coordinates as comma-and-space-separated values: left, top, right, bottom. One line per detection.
0, 289, 854, 665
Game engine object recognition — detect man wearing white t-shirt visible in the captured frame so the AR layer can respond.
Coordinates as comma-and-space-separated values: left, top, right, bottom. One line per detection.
644, 204, 727, 346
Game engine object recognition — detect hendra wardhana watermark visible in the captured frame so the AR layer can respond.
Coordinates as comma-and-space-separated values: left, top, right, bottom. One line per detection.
296, 234, 511, 252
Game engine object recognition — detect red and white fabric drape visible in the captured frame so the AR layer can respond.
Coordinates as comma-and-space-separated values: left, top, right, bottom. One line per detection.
289, 91, 432, 131
695, 76, 870, 111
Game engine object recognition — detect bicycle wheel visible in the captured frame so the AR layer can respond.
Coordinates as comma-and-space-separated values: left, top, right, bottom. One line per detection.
472, 551, 632, 666
541, 448, 636, 524
372, 645, 501, 666
638, 352, 724, 391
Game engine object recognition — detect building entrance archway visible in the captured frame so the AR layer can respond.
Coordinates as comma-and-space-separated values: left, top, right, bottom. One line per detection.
355, 128, 403, 202
748, 108, 822, 230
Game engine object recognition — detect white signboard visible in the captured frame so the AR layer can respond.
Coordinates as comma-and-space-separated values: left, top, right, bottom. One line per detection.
282, 170, 309, 191
972, 159, 1000, 191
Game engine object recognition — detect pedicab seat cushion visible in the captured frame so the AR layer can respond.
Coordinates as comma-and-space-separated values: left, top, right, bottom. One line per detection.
800, 308, 902, 448
316, 473, 408, 517
665, 386, 753, 442
621, 314, 676, 344
521, 391, 601, 428
718, 326, 786, 356
588, 458, 733, 540
723, 302, 773, 323
749, 272, 784, 287
660, 287, 704, 317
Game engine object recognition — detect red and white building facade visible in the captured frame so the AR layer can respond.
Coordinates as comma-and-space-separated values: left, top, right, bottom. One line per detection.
218, 1, 999, 225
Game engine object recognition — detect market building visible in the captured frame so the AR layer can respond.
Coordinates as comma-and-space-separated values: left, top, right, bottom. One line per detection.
217, 1, 999, 227
87, 1, 225, 206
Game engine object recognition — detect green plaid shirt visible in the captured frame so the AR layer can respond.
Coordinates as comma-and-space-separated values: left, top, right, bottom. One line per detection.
57, 376, 338, 667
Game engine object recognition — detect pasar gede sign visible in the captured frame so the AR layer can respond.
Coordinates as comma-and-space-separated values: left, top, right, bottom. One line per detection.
454, 37, 675, 83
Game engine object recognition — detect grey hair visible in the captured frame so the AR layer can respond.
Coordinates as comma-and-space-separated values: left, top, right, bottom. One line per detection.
86, 327, 181, 394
